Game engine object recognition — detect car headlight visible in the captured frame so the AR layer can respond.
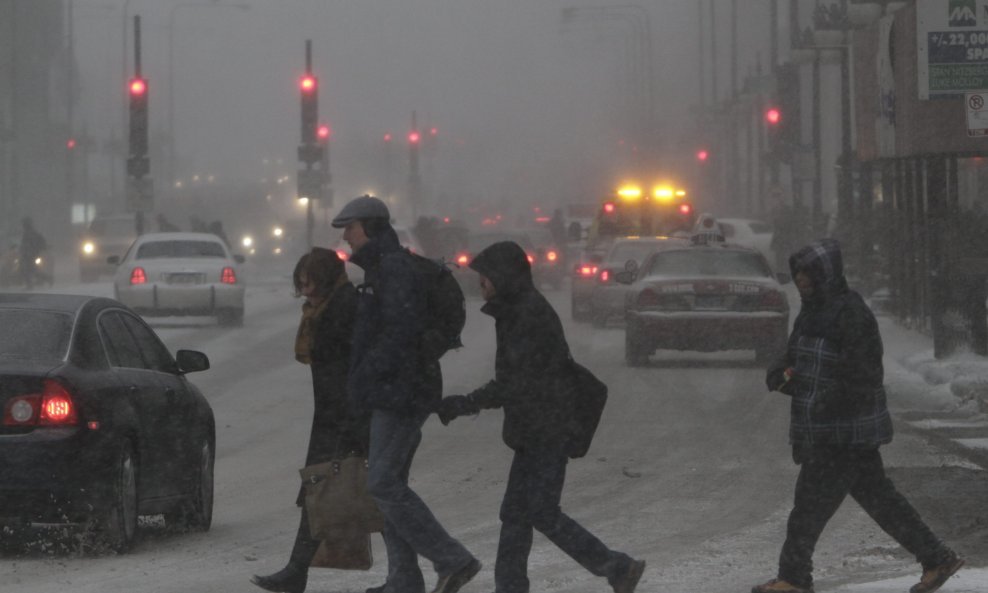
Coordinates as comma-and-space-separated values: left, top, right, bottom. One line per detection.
242, 236, 254, 248
82, 241, 95, 255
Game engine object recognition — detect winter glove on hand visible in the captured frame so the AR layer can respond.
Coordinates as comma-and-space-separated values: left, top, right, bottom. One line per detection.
766, 367, 793, 392
437, 395, 480, 426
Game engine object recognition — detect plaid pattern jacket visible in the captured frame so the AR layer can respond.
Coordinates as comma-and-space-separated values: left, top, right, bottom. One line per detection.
770, 239, 893, 447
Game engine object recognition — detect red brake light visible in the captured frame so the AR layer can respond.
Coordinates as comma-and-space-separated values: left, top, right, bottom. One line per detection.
603, 202, 616, 214
599, 270, 610, 283
456, 253, 469, 266
130, 267, 147, 285
578, 265, 598, 277
637, 289, 660, 307
336, 250, 348, 261
546, 250, 558, 262
679, 203, 692, 215
527, 254, 535, 264
221, 266, 237, 284
3, 380, 78, 426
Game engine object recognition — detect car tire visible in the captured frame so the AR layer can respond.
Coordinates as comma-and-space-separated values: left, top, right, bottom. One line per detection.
166, 438, 214, 532
218, 308, 244, 327
101, 443, 138, 553
625, 325, 648, 367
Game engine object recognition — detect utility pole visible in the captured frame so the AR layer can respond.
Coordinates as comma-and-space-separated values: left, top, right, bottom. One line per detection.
126, 15, 151, 236
408, 111, 422, 220
297, 40, 322, 250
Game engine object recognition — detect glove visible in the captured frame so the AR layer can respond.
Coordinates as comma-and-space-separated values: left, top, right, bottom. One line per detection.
766, 367, 794, 392
437, 395, 480, 425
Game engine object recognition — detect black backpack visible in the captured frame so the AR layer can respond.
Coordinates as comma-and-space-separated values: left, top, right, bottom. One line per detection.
404, 249, 466, 359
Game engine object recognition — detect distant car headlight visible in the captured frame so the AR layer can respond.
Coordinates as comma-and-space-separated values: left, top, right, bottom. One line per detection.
242, 235, 254, 248
82, 241, 95, 255
272, 226, 283, 238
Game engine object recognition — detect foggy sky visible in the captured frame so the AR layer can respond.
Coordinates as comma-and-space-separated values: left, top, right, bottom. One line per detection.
72, 0, 776, 218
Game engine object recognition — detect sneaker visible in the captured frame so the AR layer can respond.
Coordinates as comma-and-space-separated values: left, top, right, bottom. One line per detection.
751, 578, 814, 593
431, 558, 481, 593
910, 555, 965, 593
612, 559, 646, 593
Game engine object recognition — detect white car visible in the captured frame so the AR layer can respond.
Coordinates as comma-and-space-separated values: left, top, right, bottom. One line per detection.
715, 218, 775, 268
112, 232, 246, 326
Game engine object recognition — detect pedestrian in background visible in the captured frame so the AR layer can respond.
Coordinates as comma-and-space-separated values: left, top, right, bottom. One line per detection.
18, 217, 48, 289
251, 248, 366, 593
332, 195, 480, 593
753, 238, 963, 593
437, 240, 645, 593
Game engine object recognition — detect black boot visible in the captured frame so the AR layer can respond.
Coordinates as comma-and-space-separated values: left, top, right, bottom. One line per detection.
250, 562, 308, 593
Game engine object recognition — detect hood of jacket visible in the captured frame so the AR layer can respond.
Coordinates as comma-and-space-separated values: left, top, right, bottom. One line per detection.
789, 238, 848, 305
468, 241, 535, 303
350, 225, 401, 272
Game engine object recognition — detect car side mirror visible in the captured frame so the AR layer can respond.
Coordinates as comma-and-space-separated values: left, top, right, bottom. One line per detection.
106, 255, 120, 265
234, 254, 246, 264
776, 272, 791, 285
176, 349, 210, 374
615, 270, 635, 285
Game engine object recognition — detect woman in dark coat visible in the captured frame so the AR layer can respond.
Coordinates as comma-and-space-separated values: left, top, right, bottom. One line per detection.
251, 248, 367, 593
437, 241, 645, 593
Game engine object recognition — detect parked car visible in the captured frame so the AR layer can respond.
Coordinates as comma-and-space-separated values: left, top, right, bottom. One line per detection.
111, 232, 246, 327
588, 235, 687, 327
714, 218, 775, 268
621, 242, 790, 366
79, 213, 139, 283
0, 292, 214, 552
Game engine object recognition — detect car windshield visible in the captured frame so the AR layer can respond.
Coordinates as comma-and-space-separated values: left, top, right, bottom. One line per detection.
607, 241, 664, 265
468, 233, 534, 253
0, 310, 72, 361
137, 240, 227, 259
89, 218, 133, 237
645, 250, 772, 278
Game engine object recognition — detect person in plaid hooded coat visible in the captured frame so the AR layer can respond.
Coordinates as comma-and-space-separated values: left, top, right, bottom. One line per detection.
753, 239, 963, 593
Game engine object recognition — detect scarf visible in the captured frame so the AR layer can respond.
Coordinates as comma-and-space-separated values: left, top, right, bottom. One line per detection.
294, 273, 348, 364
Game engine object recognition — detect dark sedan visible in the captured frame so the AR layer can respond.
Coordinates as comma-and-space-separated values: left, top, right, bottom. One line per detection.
0, 293, 214, 552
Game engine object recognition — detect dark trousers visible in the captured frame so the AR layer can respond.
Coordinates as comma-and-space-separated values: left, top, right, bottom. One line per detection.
289, 505, 320, 568
778, 447, 950, 589
495, 445, 631, 593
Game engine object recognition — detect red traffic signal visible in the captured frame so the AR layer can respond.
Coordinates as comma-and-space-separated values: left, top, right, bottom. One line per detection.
602, 201, 616, 214
408, 131, 421, 144
764, 107, 781, 125
66, 138, 77, 150
383, 132, 393, 142
129, 77, 146, 96
317, 125, 331, 141
299, 75, 317, 93
696, 149, 709, 162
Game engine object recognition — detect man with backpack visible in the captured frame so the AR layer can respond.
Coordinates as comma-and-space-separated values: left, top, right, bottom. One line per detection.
436, 240, 646, 593
332, 195, 479, 593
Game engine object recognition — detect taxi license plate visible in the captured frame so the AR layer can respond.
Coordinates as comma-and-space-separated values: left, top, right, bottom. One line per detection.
168, 273, 202, 285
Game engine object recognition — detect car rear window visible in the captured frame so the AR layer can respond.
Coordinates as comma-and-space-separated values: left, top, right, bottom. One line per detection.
0, 310, 72, 361
137, 240, 227, 259
646, 250, 772, 278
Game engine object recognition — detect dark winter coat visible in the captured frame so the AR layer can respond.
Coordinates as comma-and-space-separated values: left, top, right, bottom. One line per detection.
766, 239, 893, 452
348, 226, 441, 414
465, 241, 574, 451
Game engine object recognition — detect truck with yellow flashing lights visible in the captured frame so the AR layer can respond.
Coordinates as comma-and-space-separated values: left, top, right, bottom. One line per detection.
587, 182, 696, 249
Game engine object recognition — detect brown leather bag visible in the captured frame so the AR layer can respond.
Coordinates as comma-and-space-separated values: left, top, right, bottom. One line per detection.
309, 529, 373, 570
299, 456, 384, 538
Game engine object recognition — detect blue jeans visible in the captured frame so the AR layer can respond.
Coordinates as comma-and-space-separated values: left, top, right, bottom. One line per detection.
495, 445, 631, 593
367, 410, 474, 592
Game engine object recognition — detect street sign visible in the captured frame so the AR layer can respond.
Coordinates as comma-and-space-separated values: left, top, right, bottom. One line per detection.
965, 90, 988, 135
917, 0, 988, 99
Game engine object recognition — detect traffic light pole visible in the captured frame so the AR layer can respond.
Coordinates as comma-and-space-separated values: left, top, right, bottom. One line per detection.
127, 15, 150, 236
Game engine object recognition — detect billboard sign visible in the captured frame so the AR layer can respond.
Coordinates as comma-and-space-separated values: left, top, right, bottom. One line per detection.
917, 0, 988, 99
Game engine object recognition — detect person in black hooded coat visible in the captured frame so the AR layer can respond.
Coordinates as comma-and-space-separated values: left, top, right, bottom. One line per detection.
437, 240, 645, 593
251, 248, 367, 593
752, 239, 963, 593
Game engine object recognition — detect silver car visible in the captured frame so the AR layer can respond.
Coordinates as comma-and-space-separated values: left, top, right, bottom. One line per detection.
112, 232, 246, 326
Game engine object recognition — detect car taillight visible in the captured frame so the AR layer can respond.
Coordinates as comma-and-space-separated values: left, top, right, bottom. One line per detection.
599, 270, 610, 283
3, 379, 78, 427
637, 289, 660, 307
546, 250, 558, 262
221, 267, 237, 284
456, 253, 469, 266
130, 267, 147, 285
527, 254, 535, 264
576, 264, 598, 277
336, 250, 348, 261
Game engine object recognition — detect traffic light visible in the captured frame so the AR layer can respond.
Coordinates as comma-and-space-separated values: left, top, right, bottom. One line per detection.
765, 64, 800, 163
127, 76, 149, 178
317, 124, 331, 142
408, 130, 421, 145
299, 74, 318, 145
696, 148, 709, 163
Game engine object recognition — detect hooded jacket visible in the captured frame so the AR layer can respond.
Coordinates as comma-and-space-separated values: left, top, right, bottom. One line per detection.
767, 238, 893, 449
348, 225, 441, 414
464, 241, 573, 451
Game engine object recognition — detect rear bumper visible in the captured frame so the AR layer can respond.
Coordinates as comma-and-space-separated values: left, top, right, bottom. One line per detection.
117, 283, 245, 315
627, 310, 789, 351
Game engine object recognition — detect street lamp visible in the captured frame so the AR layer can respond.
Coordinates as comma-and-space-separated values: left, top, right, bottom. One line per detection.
167, 1, 250, 196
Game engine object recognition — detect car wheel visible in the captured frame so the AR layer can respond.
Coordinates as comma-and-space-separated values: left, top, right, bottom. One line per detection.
166, 438, 214, 531
218, 308, 244, 327
101, 443, 138, 553
625, 326, 648, 367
